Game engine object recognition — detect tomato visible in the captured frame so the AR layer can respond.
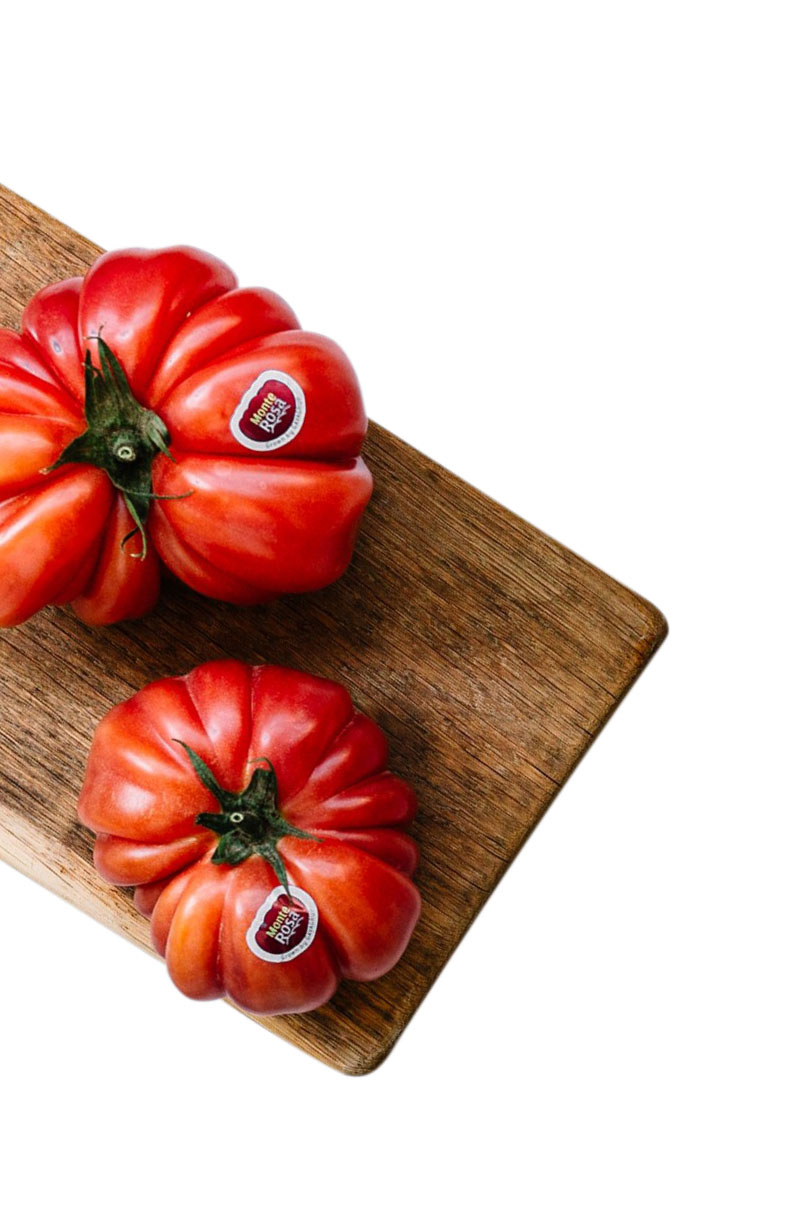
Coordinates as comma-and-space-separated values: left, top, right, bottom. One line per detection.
77, 660, 421, 1015
0, 248, 372, 626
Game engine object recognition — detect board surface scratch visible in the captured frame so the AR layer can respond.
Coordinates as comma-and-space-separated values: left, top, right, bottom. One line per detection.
0, 185, 666, 1073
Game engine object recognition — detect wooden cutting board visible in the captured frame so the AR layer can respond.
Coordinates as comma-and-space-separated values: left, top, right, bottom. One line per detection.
0, 184, 666, 1074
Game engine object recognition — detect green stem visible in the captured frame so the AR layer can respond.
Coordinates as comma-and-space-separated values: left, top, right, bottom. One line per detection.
40, 336, 186, 558
175, 740, 320, 896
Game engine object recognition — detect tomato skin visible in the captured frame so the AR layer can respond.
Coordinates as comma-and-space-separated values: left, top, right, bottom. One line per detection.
153, 856, 341, 1013
70, 497, 160, 625
0, 248, 371, 626
0, 413, 81, 499
0, 466, 112, 626
151, 453, 373, 599
78, 660, 421, 1016
0, 327, 71, 392
148, 286, 301, 403
21, 277, 85, 401
77, 247, 237, 401
0, 356, 81, 423
281, 836, 421, 981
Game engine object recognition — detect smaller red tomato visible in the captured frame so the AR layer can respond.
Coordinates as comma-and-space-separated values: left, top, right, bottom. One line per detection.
78, 660, 421, 1015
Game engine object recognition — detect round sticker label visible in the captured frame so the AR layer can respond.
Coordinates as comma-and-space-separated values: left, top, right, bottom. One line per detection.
230, 369, 306, 452
245, 884, 319, 964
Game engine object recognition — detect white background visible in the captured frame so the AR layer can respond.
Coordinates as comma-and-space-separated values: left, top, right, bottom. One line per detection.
0, 3, 796, 1207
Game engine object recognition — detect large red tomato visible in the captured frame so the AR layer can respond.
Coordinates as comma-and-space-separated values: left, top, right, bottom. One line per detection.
0, 247, 372, 626
77, 660, 421, 1016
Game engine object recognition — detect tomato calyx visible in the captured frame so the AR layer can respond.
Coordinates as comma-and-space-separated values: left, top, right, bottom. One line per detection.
174, 740, 320, 896
41, 337, 188, 559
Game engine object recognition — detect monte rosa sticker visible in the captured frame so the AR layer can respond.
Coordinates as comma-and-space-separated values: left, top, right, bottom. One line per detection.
230, 369, 306, 452
246, 884, 319, 964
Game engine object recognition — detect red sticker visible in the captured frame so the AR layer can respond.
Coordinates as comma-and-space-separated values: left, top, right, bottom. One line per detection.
246, 884, 318, 964
230, 369, 306, 452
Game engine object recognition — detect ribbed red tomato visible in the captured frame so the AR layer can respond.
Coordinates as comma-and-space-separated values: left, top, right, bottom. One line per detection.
77, 660, 421, 1015
0, 247, 372, 626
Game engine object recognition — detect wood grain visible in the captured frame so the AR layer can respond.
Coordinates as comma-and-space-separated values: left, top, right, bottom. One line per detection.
0, 184, 667, 1073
